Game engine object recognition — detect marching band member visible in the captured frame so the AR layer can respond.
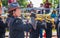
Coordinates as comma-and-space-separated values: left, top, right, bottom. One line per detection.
36, 17, 44, 38
45, 16, 53, 38
8, 2, 24, 38
55, 14, 60, 38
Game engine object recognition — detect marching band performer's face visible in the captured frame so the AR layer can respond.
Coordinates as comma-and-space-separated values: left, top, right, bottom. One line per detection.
13, 8, 21, 17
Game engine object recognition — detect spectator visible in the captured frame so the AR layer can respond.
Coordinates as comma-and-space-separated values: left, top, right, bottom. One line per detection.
27, 1, 33, 12
51, 10, 57, 18
38, 3, 44, 14
44, 0, 52, 14
27, 1, 33, 8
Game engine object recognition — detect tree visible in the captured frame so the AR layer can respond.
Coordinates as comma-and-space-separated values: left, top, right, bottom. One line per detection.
2, 0, 8, 7
49, 0, 59, 8
17, 0, 28, 8
2, 0, 28, 8
43, 0, 59, 8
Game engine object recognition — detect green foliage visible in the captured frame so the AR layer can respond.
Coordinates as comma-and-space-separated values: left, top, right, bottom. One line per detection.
2, 0, 8, 7
2, 0, 28, 8
17, 0, 28, 8
43, 0, 59, 8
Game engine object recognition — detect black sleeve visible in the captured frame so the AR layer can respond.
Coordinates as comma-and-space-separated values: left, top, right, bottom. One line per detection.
5, 18, 10, 28
0, 21, 6, 28
37, 21, 41, 29
24, 23, 32, 32
5, 22, 8, 28
12, 19, 25, 31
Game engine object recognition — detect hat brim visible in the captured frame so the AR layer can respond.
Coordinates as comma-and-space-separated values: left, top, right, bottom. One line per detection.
8, 7, 19, 12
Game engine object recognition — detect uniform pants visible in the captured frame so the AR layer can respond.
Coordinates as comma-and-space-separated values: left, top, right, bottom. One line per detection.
30, 30, 39, 38
57, 27, 60, 38
30, 33, 39, 38
0, 34, 5, 38
46, 28, 52, 38
40, 29, 43, 38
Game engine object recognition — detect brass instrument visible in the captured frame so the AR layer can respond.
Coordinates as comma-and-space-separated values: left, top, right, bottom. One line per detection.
51, 18, 55, 29
35, 14, 43, 21
35, 14, 56, 29
45, 15, 55, 29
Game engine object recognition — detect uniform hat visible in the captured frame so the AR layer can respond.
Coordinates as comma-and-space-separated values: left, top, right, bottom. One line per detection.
8, 2, 20, 12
